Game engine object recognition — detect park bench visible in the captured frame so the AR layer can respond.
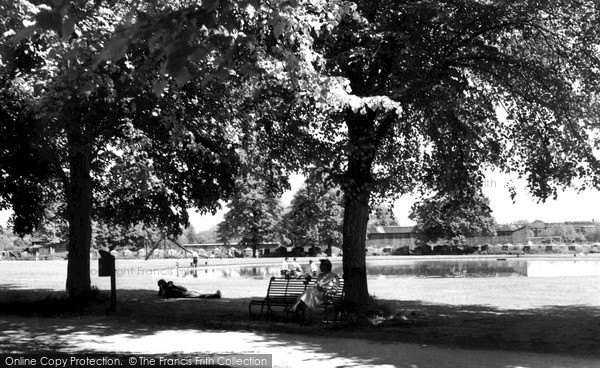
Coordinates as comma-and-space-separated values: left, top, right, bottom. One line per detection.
248, 276, 310, 318
248, 276, 344, 323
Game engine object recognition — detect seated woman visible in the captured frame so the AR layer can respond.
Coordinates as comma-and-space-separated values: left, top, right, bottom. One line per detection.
286, 259, 340, 322
157, 279, 221, 299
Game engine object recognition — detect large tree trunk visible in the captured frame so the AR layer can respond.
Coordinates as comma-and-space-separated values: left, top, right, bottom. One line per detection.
341, 109, 378, 304
341, 187, 371, 303
65, 126, 93, 298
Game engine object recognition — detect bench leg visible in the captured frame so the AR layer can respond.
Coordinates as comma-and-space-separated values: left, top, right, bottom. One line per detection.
323, 303, 340, 324
249, 302, 268, 320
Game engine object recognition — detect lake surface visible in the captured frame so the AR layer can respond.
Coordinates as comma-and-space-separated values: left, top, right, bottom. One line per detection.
175, 258, 600, 280
2, 257, 600, 290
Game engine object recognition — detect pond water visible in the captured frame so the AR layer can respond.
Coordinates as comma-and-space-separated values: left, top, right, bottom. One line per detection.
175, 258, 600, 280
2, 257, 599, 291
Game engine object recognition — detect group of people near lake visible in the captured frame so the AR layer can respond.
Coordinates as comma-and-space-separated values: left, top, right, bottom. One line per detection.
281, 257, 320, 278
157, 258, 341, 324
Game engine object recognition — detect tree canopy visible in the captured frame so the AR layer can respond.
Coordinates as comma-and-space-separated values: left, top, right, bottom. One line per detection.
368, 204, 400, 228
282, 175, 344, 254
216, 140, 285, 257
327, 1, 600, 302
410, 192, 497, 246
0, 0, 242, 296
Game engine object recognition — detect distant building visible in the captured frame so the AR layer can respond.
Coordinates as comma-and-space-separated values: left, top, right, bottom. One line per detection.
30, 236, 67, 255
528, 220, 596, 243
367, 226, 415, 248
367, 224, 529, 250
529, 220, 547, 237
367, 220, 598, 252
559, 220, 596, 232
530, 220, 596, 234
463, 224, 529, 246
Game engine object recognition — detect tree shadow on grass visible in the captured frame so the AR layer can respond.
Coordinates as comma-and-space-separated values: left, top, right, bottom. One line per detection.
363, 300, 600, 358
1, 289, 600, 367
0, 288, 108, 316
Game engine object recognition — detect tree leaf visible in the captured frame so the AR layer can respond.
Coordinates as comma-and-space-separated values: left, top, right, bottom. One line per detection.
61, 17, 76, 40
172, 66, 191, 86
153, 79, 169, 96
35, 10, 62, 32
10, 26, 36, 43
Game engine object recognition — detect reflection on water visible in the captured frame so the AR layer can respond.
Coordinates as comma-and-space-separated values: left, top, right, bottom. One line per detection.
176, 259, 524, 280
175, 259, 600, 280
522, 259, 600, 277
359, 260, 523, 278
176, 265, 285, 279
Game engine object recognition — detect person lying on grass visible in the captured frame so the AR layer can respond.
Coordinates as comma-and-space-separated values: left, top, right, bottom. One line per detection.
286, 259, 340, 323
157, 279, 221, 299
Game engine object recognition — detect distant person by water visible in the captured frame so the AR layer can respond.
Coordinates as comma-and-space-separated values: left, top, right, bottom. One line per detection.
192, 251, 199, 268
291, 258, 303, 277
308, 260, 319, 276
281, 257, 290, 277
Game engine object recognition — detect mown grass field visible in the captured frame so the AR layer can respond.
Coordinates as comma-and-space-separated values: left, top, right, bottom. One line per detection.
2, 255, 600, 366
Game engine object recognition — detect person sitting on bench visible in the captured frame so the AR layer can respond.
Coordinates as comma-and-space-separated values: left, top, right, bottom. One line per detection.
307, 259, 319, 277
290, 258, 303, 277
157, 279, 221, 299
286, 259, 340, 321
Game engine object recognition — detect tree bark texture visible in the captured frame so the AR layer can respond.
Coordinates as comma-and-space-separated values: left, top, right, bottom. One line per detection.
65, 125, 93, 297
341, 109, 378, 304
341, 188, 371, 302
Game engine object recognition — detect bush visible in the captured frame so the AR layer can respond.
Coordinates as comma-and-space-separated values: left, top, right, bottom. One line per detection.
410, 245, 432, 255
477, 248, 510, 255
289, 246, 306, 257
13, 238, 29, 248
523, 246, 543, 254
272, 246, 288, 257
392, 246, 410, 255
307, 246, 322, 257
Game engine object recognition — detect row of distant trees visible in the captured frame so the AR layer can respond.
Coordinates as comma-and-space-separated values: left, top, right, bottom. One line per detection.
0, 173, 399, 255
215, 170, 399, 257
5, 187, 599, 255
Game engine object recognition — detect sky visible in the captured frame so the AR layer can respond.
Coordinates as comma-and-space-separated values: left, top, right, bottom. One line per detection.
394, 171, 600, 227
2, 172, 598, 232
